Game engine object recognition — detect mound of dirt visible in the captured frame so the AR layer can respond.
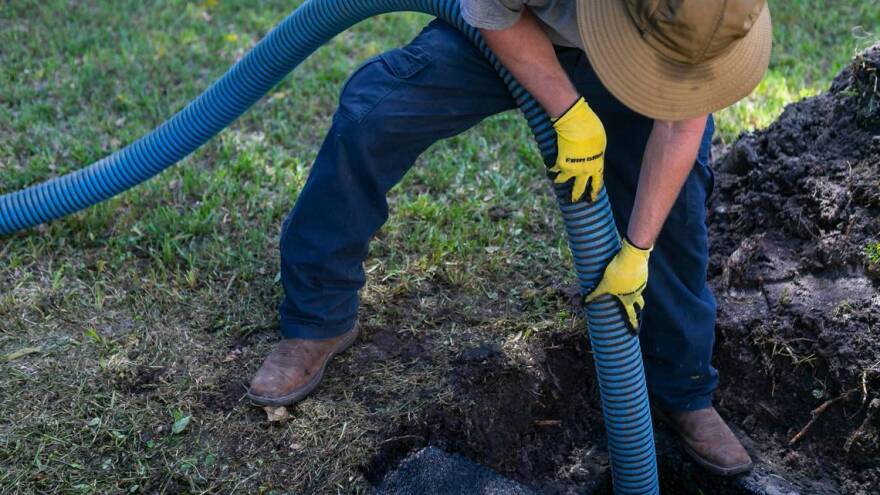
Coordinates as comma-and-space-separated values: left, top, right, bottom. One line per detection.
708, 45, 880, 493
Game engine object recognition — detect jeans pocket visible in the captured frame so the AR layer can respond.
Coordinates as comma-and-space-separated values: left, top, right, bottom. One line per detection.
336, 44, 433, 123
704, 161, 716, 201
685, 115, 716, 225
380, 44, 433, 79
686, 161, 715, 226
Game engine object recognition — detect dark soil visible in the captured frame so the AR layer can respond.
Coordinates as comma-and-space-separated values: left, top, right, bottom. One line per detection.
708, 45, 880, 494
116, 365, 168, 394
362, 330, 612, 494
366, 47, 880, 494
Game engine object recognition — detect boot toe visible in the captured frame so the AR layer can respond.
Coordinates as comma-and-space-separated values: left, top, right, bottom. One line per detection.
246, 327, 359, 406
247, 366, 287, 400
247, 350, 305, 401
685, 438, 753, 476
663, 406, 754, 476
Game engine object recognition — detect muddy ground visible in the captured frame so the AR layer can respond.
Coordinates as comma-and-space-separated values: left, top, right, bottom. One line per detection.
364, 47, 880, 493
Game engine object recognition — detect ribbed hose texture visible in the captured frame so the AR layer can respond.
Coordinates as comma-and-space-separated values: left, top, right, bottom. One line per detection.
0, 1, 658, 492
555, 185, 659, 494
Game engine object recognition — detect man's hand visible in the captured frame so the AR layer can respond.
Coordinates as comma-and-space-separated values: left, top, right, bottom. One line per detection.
479, 10, 607, 204
586, 116, 707, 332
585, 238, 652, 333
551, 97, 606, 203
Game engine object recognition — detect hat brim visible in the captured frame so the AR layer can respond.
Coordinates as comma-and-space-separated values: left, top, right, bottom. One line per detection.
578, 0, 772, 121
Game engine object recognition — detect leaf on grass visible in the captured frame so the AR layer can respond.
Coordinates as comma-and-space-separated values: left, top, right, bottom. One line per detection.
172, 415, 192, 434
3, 346, 41, 362
264, 406, 289, 423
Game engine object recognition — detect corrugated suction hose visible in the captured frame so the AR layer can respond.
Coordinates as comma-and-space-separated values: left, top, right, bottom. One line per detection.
0, 1, 658, 492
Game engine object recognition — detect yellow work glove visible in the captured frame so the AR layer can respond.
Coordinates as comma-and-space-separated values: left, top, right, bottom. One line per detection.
585, 238, 653, 333
550, 96, 607, 203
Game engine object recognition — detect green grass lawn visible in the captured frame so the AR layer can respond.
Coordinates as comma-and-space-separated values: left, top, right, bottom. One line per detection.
1, 1, 877, 493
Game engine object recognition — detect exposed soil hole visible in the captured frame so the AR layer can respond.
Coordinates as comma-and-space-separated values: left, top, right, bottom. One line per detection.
364, 331, 609, 493
200, 377, 248, 412
366, 332, 802, 494
367, 47, 880, 493
358, 325, 429, 362
116, 365, 168, 394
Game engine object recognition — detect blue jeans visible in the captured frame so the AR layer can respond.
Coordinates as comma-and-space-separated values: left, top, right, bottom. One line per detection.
278, 20, 718, 411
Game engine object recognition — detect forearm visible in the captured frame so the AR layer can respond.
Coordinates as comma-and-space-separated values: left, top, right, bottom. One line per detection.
627, 117, 707, 248
479, 9, 577, 118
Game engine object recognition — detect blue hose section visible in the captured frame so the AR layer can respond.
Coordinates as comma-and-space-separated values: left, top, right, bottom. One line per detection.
0, 1, 657, 492
555, 185, 659, 494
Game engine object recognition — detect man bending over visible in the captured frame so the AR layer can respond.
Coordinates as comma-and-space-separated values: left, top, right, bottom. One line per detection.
248, 0, 772, 476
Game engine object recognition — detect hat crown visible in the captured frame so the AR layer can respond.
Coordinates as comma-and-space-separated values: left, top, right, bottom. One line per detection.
624, 0, 766, 64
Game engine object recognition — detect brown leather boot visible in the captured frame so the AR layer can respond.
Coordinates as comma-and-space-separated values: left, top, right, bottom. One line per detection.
655, 405, 753, 476
247, 324, 360, 407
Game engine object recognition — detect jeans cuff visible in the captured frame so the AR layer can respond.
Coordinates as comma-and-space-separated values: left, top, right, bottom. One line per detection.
280, 319, 356, 340
650, 392, 714, 412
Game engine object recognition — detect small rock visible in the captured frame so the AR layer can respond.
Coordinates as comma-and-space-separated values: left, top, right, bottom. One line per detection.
458, 343, 502, 363
264, 406, 290, 423
719, 136, 760, 175
376, 447, 535, 495
742, 414, 757, 433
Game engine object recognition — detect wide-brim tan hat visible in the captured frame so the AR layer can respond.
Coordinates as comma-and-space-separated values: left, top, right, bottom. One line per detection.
578, 0, 772, 121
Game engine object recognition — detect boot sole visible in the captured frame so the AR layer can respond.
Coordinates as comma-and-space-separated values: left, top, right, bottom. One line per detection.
652, 406, 754, 477
246, 324, 360, 407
